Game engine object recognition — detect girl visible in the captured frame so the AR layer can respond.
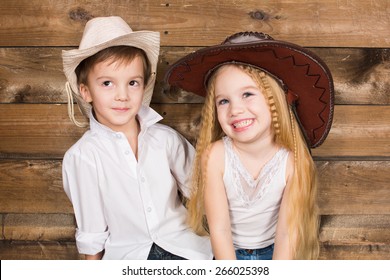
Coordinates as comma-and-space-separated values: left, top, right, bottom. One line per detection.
165, 32, 334, 260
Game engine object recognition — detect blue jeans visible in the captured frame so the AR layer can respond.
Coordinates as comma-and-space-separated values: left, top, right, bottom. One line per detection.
147, 243, 187, 260
235, 244, 274, 260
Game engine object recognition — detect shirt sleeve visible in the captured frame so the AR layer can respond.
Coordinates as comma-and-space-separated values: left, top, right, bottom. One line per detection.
167, 130, 195, 199
62, 146, 109, 255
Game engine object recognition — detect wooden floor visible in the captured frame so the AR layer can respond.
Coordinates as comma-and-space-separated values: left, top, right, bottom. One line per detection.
0, 0, 389, 260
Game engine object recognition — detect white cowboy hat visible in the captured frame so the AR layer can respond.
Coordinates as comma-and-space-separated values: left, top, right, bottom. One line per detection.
62, 16, 160, 127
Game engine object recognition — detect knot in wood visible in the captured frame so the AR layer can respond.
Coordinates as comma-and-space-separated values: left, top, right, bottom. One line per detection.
68, 8, 93, 22
249, 10, 268, 21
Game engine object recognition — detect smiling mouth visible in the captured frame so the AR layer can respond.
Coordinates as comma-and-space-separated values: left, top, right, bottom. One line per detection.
232, 119, 254, 129
112, 108, 129, 112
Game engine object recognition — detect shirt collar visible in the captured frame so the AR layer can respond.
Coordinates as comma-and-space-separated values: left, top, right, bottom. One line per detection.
88, 105, 163, 138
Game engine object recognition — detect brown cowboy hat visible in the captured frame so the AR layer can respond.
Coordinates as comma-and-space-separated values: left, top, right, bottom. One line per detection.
164, 32, 334, 148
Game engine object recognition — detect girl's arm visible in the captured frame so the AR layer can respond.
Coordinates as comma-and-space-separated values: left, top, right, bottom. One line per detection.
273, 153, 295, 260
203, 141, 236, 260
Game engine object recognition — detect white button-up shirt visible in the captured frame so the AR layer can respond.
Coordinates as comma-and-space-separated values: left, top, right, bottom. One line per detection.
62, 106, 212, 259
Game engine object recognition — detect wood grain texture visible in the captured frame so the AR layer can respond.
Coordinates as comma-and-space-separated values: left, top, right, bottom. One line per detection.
0, 241, 82, 260
1, 47, 389, 105
0, 104, 85, 159
3, 214, 75, 241
0, 160, 73, 213
320, 215, 390, 245
0, 0, 389, 47
1, 241, 388, 260
313, 106, 390, 158
319, 245, 390, 260
317, 161, 390, 215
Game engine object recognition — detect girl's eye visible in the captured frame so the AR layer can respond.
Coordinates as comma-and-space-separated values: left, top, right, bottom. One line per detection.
243, 92, 254, 98
102, 81, 112, 87
217, 99, 229, 106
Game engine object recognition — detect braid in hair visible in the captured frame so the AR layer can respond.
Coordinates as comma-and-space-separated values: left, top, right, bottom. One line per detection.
258, 71, 281, 138
289, 107, 298, 163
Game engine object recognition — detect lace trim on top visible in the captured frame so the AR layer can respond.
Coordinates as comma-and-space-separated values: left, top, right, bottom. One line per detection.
223, 137, 288, 207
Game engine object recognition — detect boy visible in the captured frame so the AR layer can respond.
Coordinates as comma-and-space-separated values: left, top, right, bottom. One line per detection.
62, 16, 212, 260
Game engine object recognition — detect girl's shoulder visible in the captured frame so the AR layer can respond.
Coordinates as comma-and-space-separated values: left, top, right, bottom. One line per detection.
201, 139, 225, 171
208, 139, 225, 158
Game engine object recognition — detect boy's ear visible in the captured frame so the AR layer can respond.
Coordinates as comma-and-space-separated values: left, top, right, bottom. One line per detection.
79, 84, 93, 103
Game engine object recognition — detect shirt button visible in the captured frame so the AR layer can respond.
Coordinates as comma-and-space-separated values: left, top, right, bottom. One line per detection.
125, 150, 130, 155
116, 134, 121, 139
147, 207, 152, 212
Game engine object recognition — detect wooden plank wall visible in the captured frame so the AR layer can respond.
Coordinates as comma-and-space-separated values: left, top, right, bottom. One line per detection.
0, 0, 389, 260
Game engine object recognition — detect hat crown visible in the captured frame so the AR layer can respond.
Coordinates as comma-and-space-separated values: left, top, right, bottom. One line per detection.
79, 16, 134, 50
223, 32, 274, 45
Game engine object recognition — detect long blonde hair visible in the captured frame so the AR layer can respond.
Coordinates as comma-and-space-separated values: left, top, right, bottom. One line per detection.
187, 63, 319, 259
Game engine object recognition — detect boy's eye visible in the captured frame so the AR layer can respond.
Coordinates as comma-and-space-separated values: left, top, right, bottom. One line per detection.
102, 81, 112, 87
129, 80, 139, 86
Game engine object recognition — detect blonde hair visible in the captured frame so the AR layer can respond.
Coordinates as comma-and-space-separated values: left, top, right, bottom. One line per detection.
187, 63, 319, 259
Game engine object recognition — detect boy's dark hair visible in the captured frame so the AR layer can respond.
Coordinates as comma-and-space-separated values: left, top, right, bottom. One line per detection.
75, 45, 151, 87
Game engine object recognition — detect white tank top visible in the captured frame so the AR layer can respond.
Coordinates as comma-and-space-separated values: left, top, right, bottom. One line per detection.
222, 136, 289, 249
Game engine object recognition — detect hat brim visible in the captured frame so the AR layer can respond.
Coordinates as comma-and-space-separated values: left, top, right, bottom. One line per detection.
62, 31, 160, 113
165, 39, 334, 148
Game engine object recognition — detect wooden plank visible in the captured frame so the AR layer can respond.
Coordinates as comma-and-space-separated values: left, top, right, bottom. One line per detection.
0, 241, 82, 260
0, 104, 389, 159
0, 160, 73, 213
319, 244, 390, 260
1, 47, 389, 105
320, 215, 390, 245
0, 104, 85, 159
0, 0, 389, 47
0, 48, 66, 103
320, 214, 390, 258
1, 160, 388, 214
3, 214, 75, 241
0, 214, 3, 240
317, 162, 390, 215
313, 106, 390, 158
0, 241, 388, 260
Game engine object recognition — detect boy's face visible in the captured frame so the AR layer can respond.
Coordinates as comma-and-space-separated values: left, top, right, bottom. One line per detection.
79, 55, 145, 132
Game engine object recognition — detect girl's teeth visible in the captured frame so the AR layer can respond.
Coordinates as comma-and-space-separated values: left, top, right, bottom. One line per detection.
234, 120, 252, 128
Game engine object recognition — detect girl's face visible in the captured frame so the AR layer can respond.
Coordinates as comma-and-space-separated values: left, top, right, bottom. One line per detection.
214, 65, 273, 145
79, 55, 145, 132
